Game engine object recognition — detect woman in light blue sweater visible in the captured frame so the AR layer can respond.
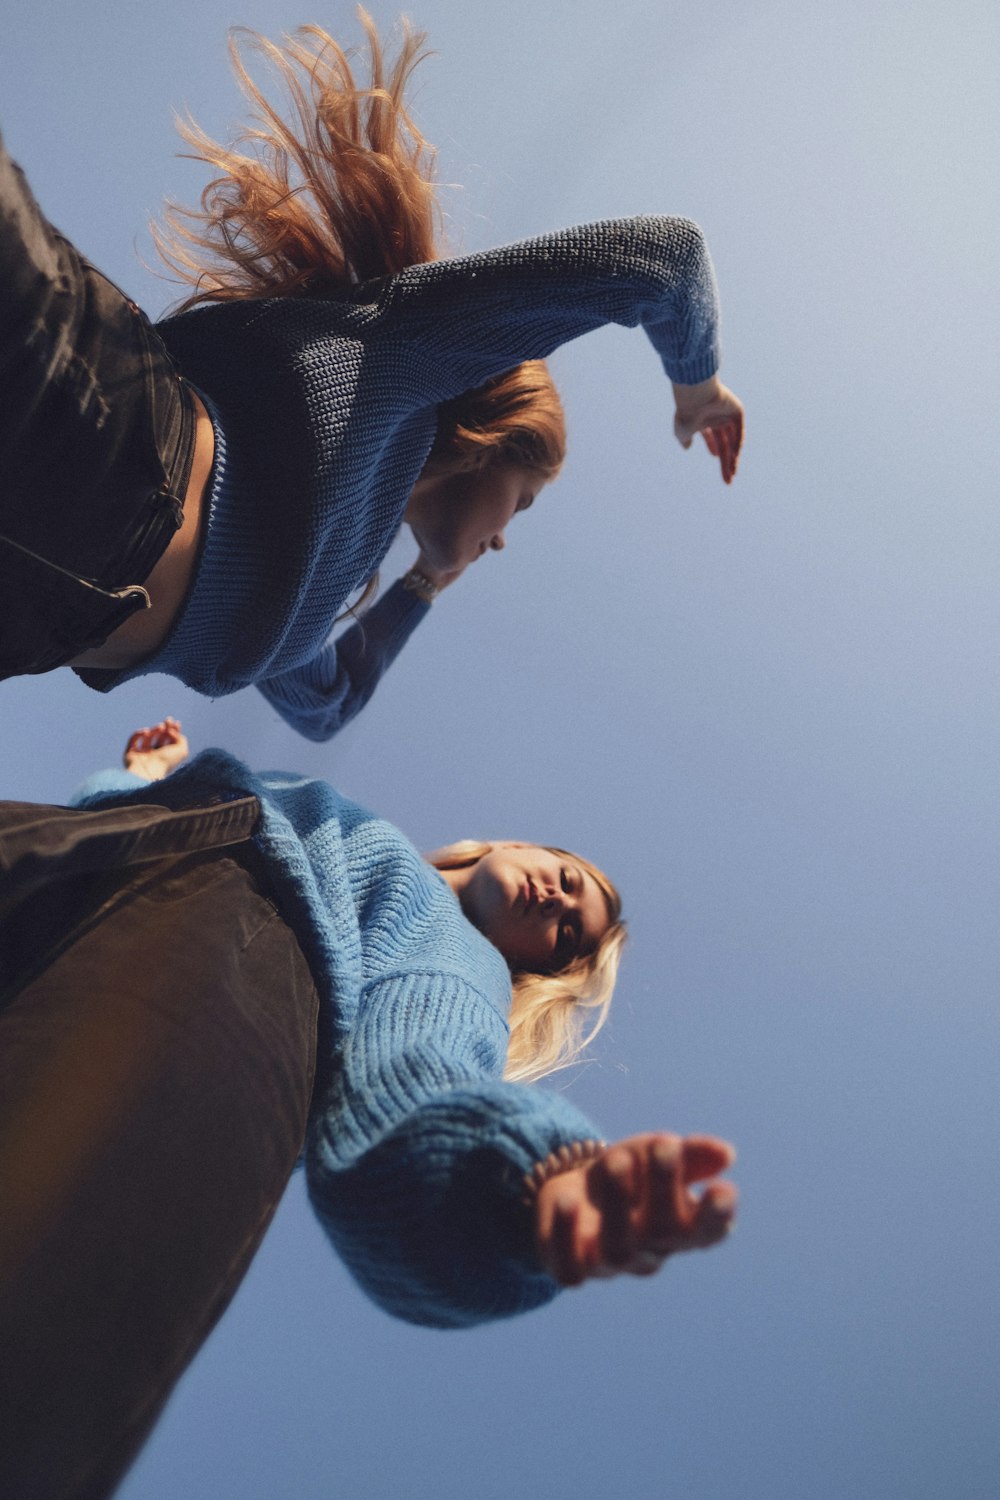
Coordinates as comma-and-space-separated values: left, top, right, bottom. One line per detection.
1, 14, 744, 736
0, 718, 737, 1498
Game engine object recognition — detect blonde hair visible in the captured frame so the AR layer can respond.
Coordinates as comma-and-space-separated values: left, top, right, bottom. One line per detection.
431, 842, 626, 1085
155, 11, 565, 483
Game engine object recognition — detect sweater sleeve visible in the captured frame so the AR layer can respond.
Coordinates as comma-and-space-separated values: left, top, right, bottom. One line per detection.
375, 215, 721, 397
255, 579, 431, 742
305, 972, 604, 1329
68, 768, 153, 805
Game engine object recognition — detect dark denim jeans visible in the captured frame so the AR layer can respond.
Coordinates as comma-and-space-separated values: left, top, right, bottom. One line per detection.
0, 796, 319, 1500
0, 134, 197, 678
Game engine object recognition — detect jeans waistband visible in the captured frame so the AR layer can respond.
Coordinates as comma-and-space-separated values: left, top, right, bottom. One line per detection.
0, 794, 261, 917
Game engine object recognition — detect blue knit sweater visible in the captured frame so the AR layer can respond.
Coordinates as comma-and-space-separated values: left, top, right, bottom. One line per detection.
76, 216, 720, 739
72, 751, 604, 1329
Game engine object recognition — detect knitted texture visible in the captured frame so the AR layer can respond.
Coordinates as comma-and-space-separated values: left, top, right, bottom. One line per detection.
256, 579, 430, 742
72, 752, 601, 1328
79, 216, 720, 732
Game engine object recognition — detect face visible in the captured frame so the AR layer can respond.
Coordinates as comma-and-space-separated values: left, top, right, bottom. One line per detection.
459, 842, 611, 973
404, 464, 542, 574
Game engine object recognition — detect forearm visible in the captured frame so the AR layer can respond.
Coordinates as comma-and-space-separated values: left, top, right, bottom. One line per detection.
257, 579, 430, 741
305, 979, 603, 1327
309, 1082, 602, 1328
383, 215, 722, 397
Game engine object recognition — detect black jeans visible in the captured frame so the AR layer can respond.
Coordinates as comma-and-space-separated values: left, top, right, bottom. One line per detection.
0, 133, 197, 678
0, 796, 320, 1500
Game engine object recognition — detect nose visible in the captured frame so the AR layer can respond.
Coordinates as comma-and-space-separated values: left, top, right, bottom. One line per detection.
489, 532, 506, 552
539, 890, 564, 919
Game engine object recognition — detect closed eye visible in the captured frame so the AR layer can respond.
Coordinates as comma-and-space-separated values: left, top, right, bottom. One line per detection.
517, 494, 535, 513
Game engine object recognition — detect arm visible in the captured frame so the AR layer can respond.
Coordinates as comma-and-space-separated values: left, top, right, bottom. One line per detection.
378, 215, 742, 481
306, 976, 738, 1328
256, 579, 431, 742
70, 717, 190, 804
382, 215, 721, 388
305, 974, 606, 1328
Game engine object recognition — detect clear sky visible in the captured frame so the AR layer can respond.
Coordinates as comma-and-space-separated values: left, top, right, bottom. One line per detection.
3, 2, 999, 1497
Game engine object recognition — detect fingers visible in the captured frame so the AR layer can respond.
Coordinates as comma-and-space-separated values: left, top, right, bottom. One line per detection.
594, 1147, 637, 1270
150, 716, 182, 747
678, 1134, 737, 1183
675, 384, 745, 482
689, 1181, 738, 1248
126, 717, 182, 753
705, 423, 727, 480
537, 1132, 737, 1289
646, 1136, 687, 1247
595, 1133, 737, 1266
723, 405, 744, 482
123, 717, 186, 777
548, 1183, 587, 1288
644, 1135, 731, 1250
646, 1135, 737, 1240
702, 417, 742, 484
677, 413, 741, 480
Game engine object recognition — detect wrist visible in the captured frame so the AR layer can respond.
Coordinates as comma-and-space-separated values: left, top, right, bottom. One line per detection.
401, 564, 441, 604
672, 373, 722, 413
122, 754, 156, 782
523, 1139, 606, 1206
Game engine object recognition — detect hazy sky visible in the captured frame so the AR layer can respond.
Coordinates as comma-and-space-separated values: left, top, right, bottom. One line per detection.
3, 2, 999, 1497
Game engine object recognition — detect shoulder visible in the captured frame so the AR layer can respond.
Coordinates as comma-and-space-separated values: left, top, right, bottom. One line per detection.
340, 811, 510, 1001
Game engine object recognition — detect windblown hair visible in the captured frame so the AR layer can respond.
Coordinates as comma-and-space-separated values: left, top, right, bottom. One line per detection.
155, 10, 565, 482
430, 842, 626, 1085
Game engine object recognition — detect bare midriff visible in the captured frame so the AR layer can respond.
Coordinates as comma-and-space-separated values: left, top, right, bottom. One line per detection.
69, 389, 216, 672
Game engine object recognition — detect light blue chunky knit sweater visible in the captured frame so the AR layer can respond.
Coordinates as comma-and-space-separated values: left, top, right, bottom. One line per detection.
73, 751, 603, 1329
76, 216, 721, 738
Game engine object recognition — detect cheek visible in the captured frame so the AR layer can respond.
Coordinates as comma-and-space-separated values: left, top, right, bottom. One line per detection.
468, 865, 513, 939
471, 498, 505, 541
506, 926, 552, 973
450, 504, 491, 556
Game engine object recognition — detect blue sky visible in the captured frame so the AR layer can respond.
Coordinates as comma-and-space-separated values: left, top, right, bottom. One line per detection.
3, 2, 999, 1497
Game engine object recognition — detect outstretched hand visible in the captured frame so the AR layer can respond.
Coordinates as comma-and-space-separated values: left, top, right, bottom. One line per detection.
123, 716, 190, 782
673, 377, 745, 484
534, 1132, 737, 1287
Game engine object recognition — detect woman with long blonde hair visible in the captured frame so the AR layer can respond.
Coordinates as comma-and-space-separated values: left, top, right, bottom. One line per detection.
0, 717, 737, 1497
0, 12, 744, 738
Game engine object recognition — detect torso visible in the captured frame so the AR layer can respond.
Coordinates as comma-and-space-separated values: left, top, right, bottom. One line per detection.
69, 390, 216, 671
